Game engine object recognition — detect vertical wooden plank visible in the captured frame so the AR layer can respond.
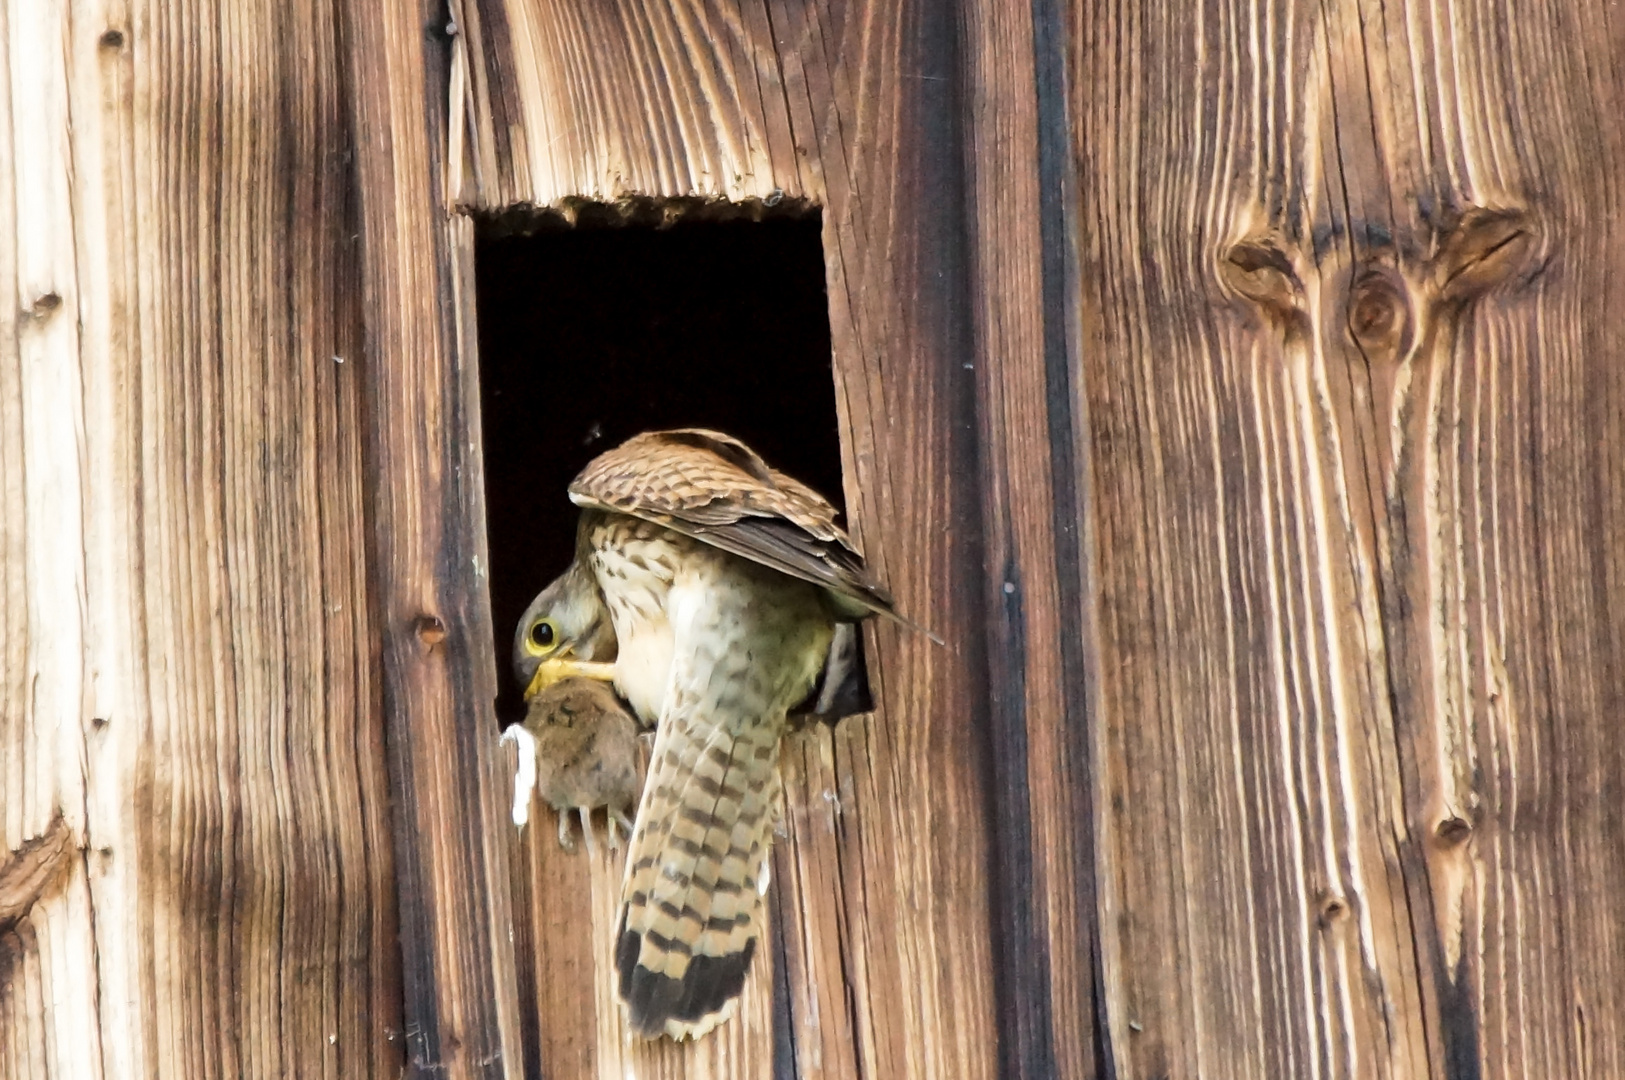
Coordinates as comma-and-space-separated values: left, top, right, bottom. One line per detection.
1310, 1, 1625, 1075
345, 0, 525, 1074
783, 3, 1003, 1075
4, 0, 405, 1075
1, 1, 104, 1073
961, 0, 1100, 1074
465, 3, 1008, 1078
1073, 0, 1436, 1076
1075, 0, 1625, 1076
773, 727, 863, 1080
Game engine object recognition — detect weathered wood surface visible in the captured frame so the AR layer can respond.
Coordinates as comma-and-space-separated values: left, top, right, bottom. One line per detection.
1, 0, 402, 1076
6, 0, 1622, 1076
1076, 0, 1625, 1077
457, 0, 1085, 1076
463, 1, 1625, 1079
345, 0, 527, 1075
457, 0, 1015, 1077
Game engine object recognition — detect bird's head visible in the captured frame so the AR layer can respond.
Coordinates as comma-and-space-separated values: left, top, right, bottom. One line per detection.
512, 559, 616, 700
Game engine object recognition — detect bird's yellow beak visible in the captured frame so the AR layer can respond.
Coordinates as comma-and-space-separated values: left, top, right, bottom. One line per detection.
523, 651, 618, 701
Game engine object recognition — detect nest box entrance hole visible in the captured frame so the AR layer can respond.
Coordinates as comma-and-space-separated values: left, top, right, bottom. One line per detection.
475, 211, 870, 728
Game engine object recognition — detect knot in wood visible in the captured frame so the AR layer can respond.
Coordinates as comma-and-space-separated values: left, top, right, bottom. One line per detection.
1221, 237, 1304, 322
1434, 207, 1541, 303
1317, 892, 1351, 927
0, 816, 75, 931
1346, 271, 1411, 359
26, 292, 62, 320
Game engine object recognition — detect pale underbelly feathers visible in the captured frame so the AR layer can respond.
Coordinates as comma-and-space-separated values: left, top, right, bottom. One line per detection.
587, 521, 681, 725
663, 559, 833, 724
587, 514, 834, 725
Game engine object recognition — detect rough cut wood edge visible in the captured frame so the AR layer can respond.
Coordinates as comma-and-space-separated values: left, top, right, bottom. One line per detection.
453, 0, 806, 209
345, 0, 524, 1076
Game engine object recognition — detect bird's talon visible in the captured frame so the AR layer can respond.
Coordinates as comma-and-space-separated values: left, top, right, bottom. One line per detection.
556, 811, 576, 852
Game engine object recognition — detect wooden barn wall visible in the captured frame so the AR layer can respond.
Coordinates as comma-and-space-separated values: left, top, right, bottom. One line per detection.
1073, 0, 1625, 1078
0, 0, 402, 1078
344, 0, 529, 1074
3, 0, 1621, 1077
450, 0, 1093, 1077
452, 1, 1625, 1079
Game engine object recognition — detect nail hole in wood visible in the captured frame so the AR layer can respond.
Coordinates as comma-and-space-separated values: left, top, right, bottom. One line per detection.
28, 292, 62, 318
414, 615, 447, 646
1318, 893, 1349, 927
99, 28, 125, 48
475, 206, 870, 729
1435, 816, 1473, 846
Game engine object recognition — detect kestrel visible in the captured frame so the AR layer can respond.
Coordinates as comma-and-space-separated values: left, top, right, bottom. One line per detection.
512, 429, 900, 1040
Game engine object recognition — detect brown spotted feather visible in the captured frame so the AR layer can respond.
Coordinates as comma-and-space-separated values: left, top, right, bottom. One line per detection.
567, 429, 904, 622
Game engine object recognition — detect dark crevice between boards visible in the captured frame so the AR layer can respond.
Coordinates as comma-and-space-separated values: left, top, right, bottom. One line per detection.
474, 207, 873, 730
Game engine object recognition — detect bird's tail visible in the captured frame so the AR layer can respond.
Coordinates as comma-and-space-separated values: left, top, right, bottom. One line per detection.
615, 708, 783, 1040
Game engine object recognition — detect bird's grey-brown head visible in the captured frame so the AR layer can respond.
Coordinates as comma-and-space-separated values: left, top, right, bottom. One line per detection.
513, 558, 616, 698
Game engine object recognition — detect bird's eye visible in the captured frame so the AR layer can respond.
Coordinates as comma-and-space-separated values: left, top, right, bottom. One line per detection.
528, 619, 557, 653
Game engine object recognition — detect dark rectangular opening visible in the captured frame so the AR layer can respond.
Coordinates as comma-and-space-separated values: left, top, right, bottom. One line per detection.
475, 211, 865, 728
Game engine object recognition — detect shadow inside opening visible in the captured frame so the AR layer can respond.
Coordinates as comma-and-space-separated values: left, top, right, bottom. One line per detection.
475, 212, 868, 728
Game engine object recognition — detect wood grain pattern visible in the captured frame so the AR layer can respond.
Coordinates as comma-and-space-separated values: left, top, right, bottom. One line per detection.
343, 0, 526, 1074
7, 0, 1619, 1075
1075, 0, 1625, 1077
1, 0, 403, 1076
451, 0, 804, 209
962, 0, 1100, 1074
463, 1, 1007, 1075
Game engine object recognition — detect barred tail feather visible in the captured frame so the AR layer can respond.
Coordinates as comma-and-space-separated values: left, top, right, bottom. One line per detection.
616, 708, 782, 1040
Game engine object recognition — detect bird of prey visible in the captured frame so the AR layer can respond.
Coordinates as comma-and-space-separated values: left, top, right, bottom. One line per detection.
512, 428, 900, 1040
506, 676, 641, 854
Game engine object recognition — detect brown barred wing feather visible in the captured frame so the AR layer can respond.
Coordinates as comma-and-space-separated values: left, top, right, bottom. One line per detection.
569, 428, 906, 623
